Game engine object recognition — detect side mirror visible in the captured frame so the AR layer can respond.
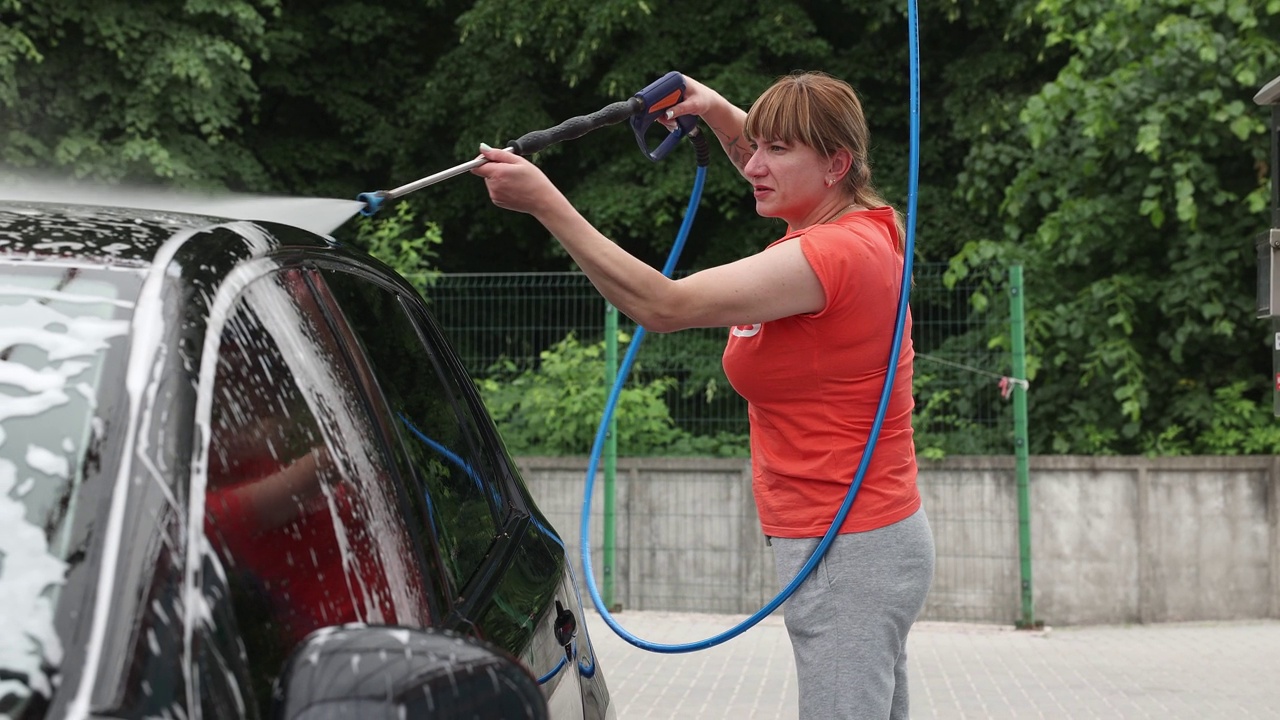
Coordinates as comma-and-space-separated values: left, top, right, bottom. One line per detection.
272, 625, 549, 720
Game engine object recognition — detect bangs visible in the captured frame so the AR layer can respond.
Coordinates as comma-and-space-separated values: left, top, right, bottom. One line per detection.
744, 79, 831, 156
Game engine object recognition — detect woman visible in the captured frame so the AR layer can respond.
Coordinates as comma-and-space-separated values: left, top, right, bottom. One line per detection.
475, 71, 935, 720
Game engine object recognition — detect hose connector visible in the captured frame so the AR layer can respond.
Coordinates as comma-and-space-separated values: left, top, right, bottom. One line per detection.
688, 126, 711, 168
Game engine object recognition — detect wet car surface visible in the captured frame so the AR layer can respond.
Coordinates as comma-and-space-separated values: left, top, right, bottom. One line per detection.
0, 199, 612, 719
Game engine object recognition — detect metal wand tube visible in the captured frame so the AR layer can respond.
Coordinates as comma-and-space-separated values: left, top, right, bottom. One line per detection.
383, 147, 515, 200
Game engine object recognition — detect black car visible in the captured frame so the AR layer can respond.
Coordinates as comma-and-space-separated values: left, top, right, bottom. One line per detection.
0, 196, 613, 719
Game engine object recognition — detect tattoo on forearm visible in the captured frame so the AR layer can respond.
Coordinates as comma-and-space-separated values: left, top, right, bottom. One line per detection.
714, 129, 754, 172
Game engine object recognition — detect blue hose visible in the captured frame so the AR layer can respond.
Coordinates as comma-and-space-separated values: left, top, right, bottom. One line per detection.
580, 0, 921, 652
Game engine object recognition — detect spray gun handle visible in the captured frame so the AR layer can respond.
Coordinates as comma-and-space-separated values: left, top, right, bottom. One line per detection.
507, 98, 646, 156
630, 71, 698, 162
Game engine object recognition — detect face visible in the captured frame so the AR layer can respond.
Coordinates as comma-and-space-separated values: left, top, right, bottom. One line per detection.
744, 137, 833, 227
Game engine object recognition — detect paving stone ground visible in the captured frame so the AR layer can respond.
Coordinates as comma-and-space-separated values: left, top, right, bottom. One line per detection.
584, 611, 1280, 719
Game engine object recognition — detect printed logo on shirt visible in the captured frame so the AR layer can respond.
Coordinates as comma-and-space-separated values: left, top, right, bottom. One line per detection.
731, 323, 761, 338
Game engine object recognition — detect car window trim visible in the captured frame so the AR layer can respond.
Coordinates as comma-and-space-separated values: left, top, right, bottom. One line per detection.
294, 257, 483, 609
300, 257, 539, 610
284, 259, 451, 621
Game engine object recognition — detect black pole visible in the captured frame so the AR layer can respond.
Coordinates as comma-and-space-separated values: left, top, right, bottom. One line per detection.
1272, 105, 1279, 228
1255, 76, 1280, 226
1254, 77, 1280, 414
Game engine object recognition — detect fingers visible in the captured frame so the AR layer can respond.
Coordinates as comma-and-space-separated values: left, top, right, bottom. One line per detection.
471, 143, 520, 179
471, 144, 550, 214
475, 142, 517, 165
665, 75, 723, 121
658, 81, 706, 129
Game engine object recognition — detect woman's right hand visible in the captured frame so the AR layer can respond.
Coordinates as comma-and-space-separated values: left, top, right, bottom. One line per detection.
471, 144, 564, 216
661, 75, 728, 129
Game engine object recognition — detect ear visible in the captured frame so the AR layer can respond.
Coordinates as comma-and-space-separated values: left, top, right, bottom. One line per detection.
827, 148, 854, 184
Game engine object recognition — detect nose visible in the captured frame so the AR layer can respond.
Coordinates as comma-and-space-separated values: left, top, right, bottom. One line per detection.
743, 150, 765, 178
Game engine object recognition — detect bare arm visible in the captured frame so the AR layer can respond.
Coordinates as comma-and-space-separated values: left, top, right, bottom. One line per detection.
696, 103, 754, 176
472, 147, 825, 332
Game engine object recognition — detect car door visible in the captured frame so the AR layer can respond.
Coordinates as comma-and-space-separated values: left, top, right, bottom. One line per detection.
194, 264, 438, 715
309, 260, 591, 718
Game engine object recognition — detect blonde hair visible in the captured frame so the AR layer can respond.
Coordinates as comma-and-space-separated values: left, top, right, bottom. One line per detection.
744, 71, 904, 247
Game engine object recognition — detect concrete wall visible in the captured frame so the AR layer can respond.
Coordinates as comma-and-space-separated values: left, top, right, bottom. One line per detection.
516, 455, 1280, 626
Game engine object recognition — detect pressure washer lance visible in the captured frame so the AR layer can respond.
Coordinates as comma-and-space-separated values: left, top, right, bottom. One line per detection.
356, 71, 699, 216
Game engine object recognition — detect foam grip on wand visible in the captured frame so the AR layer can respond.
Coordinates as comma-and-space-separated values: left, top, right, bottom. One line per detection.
507, 98, 644, 156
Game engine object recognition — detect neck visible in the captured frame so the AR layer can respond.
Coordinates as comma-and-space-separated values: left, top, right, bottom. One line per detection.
798, 198, 860, 229
821, 202, 859, 224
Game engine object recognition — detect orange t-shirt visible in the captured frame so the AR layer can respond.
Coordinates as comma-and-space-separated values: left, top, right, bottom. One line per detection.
721, 206, 919, 537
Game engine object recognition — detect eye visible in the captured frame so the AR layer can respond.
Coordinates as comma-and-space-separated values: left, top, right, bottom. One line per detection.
750, 139, 786, 153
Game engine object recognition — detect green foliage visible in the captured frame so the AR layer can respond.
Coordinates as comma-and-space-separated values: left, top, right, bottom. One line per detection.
476, 332, 747, 457
0, 0, 279, 186
913, 371, 1013, 458
5, 0, 1280, 455
952, 0, 1280, 454
1153, 380, 1280, 455
352, 202, 442, 299
630, 328, 750, 437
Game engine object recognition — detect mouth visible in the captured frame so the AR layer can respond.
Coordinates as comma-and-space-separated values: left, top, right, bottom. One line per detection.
752, 185, 773, 200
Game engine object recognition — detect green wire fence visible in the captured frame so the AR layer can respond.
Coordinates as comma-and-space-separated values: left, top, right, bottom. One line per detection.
422, 262, 1014, 458
419, 261, 1034, 624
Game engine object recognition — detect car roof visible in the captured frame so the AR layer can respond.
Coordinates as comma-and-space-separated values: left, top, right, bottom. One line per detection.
0, 192, 368, 261
0, 179, 365, 235
0, 200, 232, 266
0, 196, 373, 313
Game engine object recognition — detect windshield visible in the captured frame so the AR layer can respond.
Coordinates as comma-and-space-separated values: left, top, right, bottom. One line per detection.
0, 263, 139, 710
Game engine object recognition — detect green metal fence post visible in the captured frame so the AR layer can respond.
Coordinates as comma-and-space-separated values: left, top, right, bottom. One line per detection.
603, 303, 618, 610
1009, 265, 1038, 629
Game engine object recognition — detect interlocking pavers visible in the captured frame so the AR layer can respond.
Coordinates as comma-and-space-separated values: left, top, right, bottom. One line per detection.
585, 611, 1280, 719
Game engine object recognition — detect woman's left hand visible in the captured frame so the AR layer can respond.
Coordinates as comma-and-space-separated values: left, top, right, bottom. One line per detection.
471, 144, 563, 216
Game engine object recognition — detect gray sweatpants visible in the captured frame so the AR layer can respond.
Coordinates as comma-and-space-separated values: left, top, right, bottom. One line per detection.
771, 507, 935, 720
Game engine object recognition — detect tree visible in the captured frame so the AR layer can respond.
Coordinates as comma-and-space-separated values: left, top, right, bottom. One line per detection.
8, 0, 1279, 454
0, 0, 1052, 273
952, 0, 1280, 453
0, 0, 278, 187
476, 332, 748, 456
409, 0, 1055, 272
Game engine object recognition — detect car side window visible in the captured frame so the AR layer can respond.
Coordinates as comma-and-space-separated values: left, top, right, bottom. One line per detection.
317, 268, 505, 595
201, 268, 432, 708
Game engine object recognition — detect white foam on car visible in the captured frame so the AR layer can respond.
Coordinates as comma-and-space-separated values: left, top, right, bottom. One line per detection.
0, 177, 366, 237
181, 227, 271, 713
64, 228, 199, 720
181, 240, 432, 710
0, 294, 131, 706
186, 247, 426, 624
0, 458, 67, 703
24, 444, 69, 478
